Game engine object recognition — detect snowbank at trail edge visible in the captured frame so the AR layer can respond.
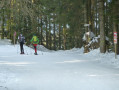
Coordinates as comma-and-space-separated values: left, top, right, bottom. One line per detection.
85, 48, 119, 68
0, 39, 11, 45
0, 39, 119, 68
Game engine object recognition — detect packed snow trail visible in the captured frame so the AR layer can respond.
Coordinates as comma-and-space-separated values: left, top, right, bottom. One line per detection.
0, 45, 119, 90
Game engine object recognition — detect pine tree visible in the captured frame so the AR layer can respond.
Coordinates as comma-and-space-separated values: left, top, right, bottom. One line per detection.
99, 0, 106, 53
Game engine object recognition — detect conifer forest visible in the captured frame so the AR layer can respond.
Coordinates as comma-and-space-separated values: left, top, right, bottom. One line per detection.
0, 0, 119, 54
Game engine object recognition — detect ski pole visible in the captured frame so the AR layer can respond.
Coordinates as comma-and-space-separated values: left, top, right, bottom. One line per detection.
17, 44, 19, 54
29, 43, 33, 55
24, 42, 28, 55
17, 44, 18, 54
41, 51, 43, 55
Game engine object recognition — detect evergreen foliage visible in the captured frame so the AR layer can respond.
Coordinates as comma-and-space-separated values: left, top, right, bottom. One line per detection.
0, 0, 119, 54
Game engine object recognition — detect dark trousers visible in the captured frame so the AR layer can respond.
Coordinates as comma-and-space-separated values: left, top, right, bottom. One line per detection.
20, 42, 24, 53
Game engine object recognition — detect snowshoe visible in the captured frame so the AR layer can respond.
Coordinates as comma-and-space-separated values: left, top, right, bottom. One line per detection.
20, 52, 25, 54
34, 52, 38, 55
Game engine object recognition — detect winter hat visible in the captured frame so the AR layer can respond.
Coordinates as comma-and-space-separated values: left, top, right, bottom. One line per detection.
20, 34, 22, 36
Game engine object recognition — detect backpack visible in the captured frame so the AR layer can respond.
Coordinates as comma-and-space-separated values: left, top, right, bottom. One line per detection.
33, 36, 37, 42
19, 35, 25, 43
32, 36, 39, 44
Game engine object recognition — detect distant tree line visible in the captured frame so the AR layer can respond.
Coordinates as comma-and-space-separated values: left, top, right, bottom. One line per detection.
0, 0, 119, 54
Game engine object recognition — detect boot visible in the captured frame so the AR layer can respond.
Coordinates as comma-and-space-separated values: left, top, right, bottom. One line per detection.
34, 52, 38, 55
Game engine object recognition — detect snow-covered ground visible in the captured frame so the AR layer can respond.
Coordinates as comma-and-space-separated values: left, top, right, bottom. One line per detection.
0, 39, 119, 90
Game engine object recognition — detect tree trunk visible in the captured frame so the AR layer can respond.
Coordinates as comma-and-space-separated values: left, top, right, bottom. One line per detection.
45, 16, 48, 48
95, 0, 98, 36
59, 24, 61, 50
84, 3, 88, 32
63, 25, 66, 50
40, 16, 43, 45
113, 22, 118, 54
117, 24, 119, 55
53, 21, 56, 50
99, 0, 106, 53
112, 1, 119, 55
1, 8, 5, 39
48, 17, 52, 50
91, 0, 95, 33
